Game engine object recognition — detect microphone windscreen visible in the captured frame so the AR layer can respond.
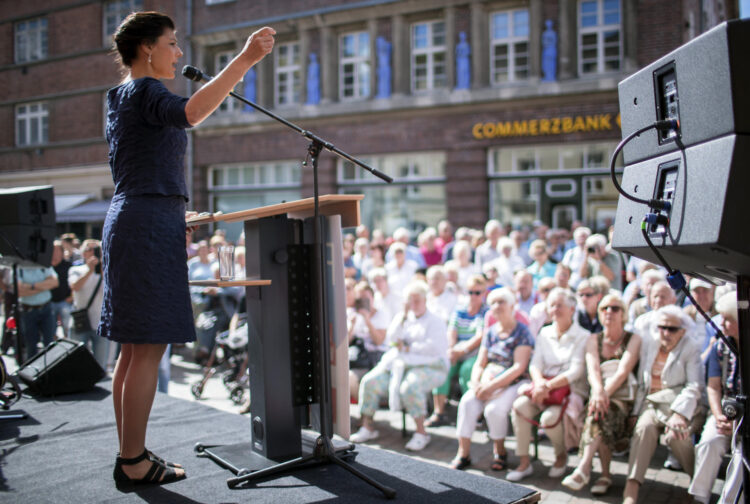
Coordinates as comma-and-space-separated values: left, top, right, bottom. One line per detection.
182, 65, 202, 82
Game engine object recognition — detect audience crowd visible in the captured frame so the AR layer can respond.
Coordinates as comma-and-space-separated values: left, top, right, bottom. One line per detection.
1, 218, 741, 502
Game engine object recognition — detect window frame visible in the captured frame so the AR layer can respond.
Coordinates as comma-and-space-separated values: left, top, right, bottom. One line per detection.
339, 31, 371, 101
578, 0, 623, 76
14, 17, 48, 64
214, 50, 242, 113
103, 0, 144, 46
16, 101, 49, 147
489, 9, 530, 85
274, 41, 301, 107
410, 20, 447, 93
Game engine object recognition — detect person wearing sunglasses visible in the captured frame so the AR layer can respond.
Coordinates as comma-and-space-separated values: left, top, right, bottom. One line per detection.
425, 275, 488, 428
623, 305, 704, 504
562, 293, 641, 495
575, 277, 607, 334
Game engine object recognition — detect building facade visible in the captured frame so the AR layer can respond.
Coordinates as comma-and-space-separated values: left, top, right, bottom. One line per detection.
0, 0, 738, 240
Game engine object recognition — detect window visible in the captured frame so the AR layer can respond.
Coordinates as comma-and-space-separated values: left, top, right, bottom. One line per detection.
339, 32, 371, 100
214, 51, 241, 113
338, 152, 446, 235
16, 102, 49, 146
209, 161, 302, 240
275, 42, 301, 106
15, 17, 48, 63
411, 21, 446, 92
104, 0, 143, 45
578, 0, 622, 75
490, 10, 529, 84
206, 0, 234, 4
489, 142, 621, 174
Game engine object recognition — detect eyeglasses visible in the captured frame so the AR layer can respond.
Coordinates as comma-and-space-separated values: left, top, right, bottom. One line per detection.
599, 305, 622, 313
657, 325, 683, 333
468, 290, 484, 296
578, 292, 596, 298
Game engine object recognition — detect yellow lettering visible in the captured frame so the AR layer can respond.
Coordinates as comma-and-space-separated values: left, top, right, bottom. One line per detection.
562, 117, 574, 133
616, 113, 621, 129
551, 118, 560, 134
482, 123, 496, 138
540, 119, 551, 135
599, 114, 612, 130
496, 121, 512, 136
529, 119, 539, 135
472, 123, 484, 139
586, 115, 599, 131
573, 116, 586, 132
512, 121, 528, 136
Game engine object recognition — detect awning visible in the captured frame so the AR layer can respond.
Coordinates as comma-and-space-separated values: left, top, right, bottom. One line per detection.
56, 198, 111, 223
54, 194, 92, 213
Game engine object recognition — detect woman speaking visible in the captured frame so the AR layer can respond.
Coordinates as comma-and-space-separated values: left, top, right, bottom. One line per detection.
101, 11, 274, 488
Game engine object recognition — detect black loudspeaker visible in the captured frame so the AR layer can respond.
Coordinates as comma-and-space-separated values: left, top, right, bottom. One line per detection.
16, 339, 105, 396
612, 20, 750, 283
0, 185, 56, 267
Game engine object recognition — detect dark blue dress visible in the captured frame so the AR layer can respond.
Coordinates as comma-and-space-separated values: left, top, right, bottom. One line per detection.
98, 77, 196, 344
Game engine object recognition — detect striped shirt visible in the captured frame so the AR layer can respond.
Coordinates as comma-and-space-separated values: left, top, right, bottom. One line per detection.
448, 303, 488, 342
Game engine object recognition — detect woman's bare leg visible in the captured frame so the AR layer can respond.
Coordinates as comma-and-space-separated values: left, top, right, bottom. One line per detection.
117, 343, 184, 479
112, 344, 133, 447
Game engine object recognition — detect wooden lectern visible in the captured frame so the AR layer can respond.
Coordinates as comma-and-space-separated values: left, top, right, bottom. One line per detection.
188, 195, 360, 472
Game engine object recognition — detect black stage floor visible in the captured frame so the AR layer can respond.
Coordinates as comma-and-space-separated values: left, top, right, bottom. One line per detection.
0, 381, 538, 503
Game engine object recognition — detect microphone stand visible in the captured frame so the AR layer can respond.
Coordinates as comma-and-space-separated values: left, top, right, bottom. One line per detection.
184, 67, 395, 498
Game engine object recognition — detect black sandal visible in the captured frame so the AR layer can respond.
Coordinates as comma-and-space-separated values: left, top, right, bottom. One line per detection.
491, 452, 508, 471
449, 456, 471, 470
147, 449, 182, 469
113, 449, 186, 490
117, 449, 182, 468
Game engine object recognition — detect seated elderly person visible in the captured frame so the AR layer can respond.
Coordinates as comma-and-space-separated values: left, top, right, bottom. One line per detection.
688, 292, 740, 504
425, 275, 488, 427
623, 305, 705, 504
562, 293, 641, 495
350, 281, 448, 452
507, 287, 590, 482
348, 281, 390, 402
450, 287, 533, 471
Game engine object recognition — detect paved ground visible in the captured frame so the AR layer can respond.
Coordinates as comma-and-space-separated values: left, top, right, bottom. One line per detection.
3, 343, 727, 503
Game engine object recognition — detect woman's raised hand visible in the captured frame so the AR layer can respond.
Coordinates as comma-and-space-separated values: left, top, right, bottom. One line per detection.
241, 27, 276, 65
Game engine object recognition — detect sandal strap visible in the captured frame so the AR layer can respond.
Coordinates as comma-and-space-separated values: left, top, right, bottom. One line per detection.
144, 461, 165, 483
117, 449, 150, 465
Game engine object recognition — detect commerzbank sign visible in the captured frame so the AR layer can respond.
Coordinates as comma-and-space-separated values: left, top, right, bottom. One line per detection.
472, 113, 621, 139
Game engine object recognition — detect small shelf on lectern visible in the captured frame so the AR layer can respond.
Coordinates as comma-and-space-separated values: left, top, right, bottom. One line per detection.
188, 278, 272, 287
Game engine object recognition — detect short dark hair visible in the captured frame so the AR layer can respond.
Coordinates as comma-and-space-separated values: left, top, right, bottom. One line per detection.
112, 11, 174, 68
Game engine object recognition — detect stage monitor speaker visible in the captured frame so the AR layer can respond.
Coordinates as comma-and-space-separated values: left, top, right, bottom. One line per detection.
612, 19, 750, 283
0, 185, 56, 267
0, 224, 55, 267
0, 186, 56, 227
618, 19, 750, 165
16, 339, 105, 396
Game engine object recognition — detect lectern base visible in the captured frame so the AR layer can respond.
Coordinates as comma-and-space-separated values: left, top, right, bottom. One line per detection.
195, 430, 356, 475
196, 430, 395, 498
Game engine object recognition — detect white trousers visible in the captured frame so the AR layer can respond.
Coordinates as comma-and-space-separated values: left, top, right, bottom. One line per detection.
689, 414, 730, 500
456, 380, 525, 441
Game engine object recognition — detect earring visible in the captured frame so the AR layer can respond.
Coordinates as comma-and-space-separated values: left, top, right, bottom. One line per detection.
148, 54, 152, 64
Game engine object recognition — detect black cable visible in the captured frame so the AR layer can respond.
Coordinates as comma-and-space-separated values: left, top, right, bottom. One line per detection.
610, 119, 680, 208
640, 222, 738, 357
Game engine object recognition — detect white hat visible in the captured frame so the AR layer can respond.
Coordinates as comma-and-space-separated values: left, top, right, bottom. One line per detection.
689, 278, 714, 291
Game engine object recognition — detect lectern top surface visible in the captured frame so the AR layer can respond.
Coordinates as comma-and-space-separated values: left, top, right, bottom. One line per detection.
186, 194, 363, 228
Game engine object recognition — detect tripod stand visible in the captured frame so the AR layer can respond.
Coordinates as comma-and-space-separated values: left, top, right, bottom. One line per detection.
184, 66, 395, 498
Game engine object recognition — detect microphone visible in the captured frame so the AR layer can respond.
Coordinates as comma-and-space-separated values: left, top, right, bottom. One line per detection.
182, 65, 213, 83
